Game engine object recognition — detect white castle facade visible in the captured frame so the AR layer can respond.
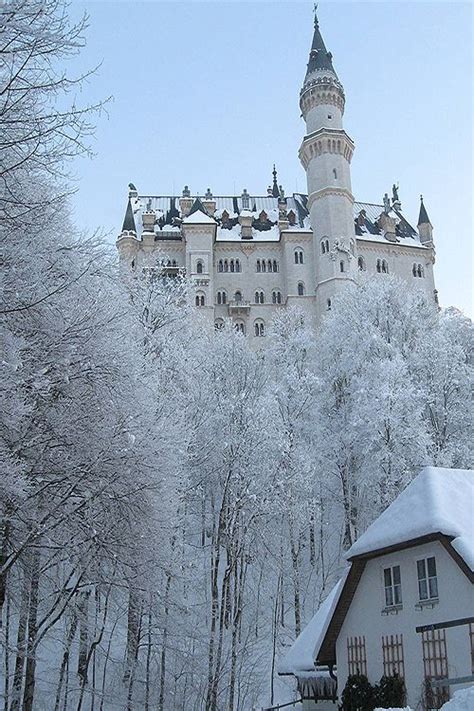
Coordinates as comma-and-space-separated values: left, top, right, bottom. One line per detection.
117, 12, 437, 339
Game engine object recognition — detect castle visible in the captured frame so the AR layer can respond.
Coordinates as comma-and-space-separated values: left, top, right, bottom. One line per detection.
117, 10, 436, 337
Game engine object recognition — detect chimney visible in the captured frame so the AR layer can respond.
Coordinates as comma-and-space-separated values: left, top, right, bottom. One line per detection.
202, 187, 216, 216
179, 185, 193, 217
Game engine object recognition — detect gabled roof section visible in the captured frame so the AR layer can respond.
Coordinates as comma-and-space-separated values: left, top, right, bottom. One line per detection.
182, 208, 216, 225
278, 573, 348, 675
346, 467, 474, 572
188, 197, 208, 217
305, 10, 337, 80
121, 198, 137, 233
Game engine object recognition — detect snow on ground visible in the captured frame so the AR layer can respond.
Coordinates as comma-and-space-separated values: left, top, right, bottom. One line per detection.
440, 686, 474, 711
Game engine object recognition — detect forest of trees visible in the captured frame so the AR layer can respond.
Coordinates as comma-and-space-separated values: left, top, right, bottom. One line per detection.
1, 2, 473, 710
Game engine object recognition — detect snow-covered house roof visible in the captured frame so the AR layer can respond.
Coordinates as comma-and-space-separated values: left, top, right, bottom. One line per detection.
278, 573, 348, 675
278, 467, 474, 674
347, 467, 474, 572
119, 190, 424, 246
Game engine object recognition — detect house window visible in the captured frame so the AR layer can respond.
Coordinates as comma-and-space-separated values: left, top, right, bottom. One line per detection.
295, 250, 304, 264
347, 636, 367, 676
297, 282, 305, 296
196, 260, 203, 274
384, 565, 402, 607
254, 320, 265, 337
272, 290, 282, 304
417, 557, 438, 601
382, 634, 405, 678
255, 291, 264, 304
421, 629, 449, 709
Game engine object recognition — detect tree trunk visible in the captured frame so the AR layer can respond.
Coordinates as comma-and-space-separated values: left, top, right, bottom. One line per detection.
22, 546, 41, 711
53, 608, 78, 711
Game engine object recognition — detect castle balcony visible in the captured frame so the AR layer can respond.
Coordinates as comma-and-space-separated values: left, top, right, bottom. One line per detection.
228, 300, 251, 315
194, 277, 209, 286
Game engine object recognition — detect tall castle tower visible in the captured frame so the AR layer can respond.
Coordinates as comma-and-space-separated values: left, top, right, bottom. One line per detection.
299, 10, 357, 317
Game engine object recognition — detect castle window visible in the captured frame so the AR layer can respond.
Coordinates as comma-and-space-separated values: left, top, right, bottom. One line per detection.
218, 260, 223, 273
255, 291, 264, 304
224, 259, 229, 273
288, 210, 296, 226
230, 259, 235, 273
267, 260, 273, 272
381, 259, 389, 274
413, 263, 417, 277
273, 260, 278, 272
196, 260, 203, 274
321, 238, 330, 254
340, 261, 345, 273
217, 290, 227, 305
358, 256, 365, 271
261, 260, 267, 273
297, 282, 305, 296
256, 259, 261, 273
327, 298, 332, 310
272, 290, 282, 305
234, 321, 245, 334
131, 259, 135, 270
295, 250, 304, 264
234, 290, 242, 304
254, 320, 265, 337
195, 293, 205, 307
333, 168, 338, 180
215, 319, 224, 330
328, 114, 333, 120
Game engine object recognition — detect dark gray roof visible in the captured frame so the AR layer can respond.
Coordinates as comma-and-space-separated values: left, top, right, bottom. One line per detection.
418, 197, 431, 226
121, 199, 137, 233
305, 12, 337, 79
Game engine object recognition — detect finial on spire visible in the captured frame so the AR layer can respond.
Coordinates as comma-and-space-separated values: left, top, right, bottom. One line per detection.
313, 3, 319, 28
272, 165, 280, 198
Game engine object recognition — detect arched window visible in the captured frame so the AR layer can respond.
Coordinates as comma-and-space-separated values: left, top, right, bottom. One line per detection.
256, 260, 261, 273
340, 261, 345, 273
195, 293, 205, 307
417, 264, 424, 278
358, 256, 365, 271
412, 263, 417, 277
327, 298, 332, 310
217, 290, 227, 305
236, 259, 241, 273
325, 239, 329, 253
333, 168, 337, 180
254, 291, 264, 304
321, 241, 326, 254
381, 259, 388, 274
131, 259, 135, 270
297, 282, 305, 296
224, 260, 229, 273
230, 259, 235, 273
234, 290, 242, 304
218, 260, 223, 273
376, 259, 381, 273
234, 321, 245, 334
272, 290, 282, 304
254, 320, 265, 337
273, 260, 278, 272
196, 260, 203, 274
267, 260, 273, 272
215, 319, 224, 330
295, 249, 304, 264
261, 260, 266, 273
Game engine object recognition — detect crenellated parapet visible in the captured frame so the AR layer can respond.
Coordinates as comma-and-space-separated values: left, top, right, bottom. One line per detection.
300, 74, 345, 120
299, 128, 355, 170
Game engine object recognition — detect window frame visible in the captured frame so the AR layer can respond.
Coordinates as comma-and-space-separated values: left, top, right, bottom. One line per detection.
417, 556, 439, 602
383, 564, 403, 608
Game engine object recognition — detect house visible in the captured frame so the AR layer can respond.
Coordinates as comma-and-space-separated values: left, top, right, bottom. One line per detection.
279, 467, 474, 709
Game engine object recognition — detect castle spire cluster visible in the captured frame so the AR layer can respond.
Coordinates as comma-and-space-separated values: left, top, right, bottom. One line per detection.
117, 10, 437, 335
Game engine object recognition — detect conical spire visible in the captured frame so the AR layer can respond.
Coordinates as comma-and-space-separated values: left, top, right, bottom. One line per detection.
305, 5, 337, 79
272, 165, 280, 198
417, 195, 431, 226
121, 198, 136, 233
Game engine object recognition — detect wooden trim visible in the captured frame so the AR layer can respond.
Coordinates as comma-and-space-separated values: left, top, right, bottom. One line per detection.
318, 533, 473, 665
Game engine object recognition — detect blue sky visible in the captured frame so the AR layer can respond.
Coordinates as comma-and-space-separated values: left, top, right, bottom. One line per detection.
68, 1, 473, 315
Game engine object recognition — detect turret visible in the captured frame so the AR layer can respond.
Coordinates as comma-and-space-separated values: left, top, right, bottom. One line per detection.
299, 8, 357, 318
417, 195, 433, 244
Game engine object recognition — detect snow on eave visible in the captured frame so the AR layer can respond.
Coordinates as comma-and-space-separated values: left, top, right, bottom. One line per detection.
182, 211, 216, 225
346, 467, 474, 572
278, 572, 348, 676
